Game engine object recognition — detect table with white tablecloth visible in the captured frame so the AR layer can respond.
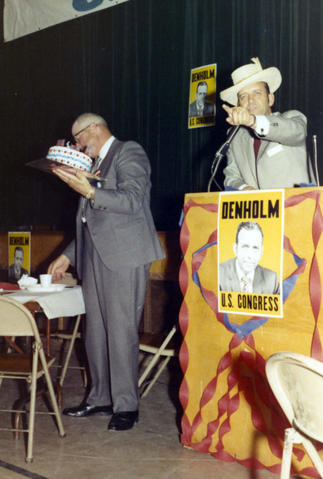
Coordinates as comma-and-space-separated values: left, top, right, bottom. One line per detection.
4, 285, 85, 354
2, 285, 86, 406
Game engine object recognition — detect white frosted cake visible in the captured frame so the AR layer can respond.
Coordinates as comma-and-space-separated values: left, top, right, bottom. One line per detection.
46, 146, 92, 172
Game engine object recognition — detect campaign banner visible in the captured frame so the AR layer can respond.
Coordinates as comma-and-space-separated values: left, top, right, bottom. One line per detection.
188, 63, 216, 129
4, 0, 129, 42
8, 232, 31, 281
218, 189, 284, 317
179, 187, 323, 477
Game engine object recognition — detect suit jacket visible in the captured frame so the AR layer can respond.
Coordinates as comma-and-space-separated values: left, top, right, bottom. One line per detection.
219, 258, 280, 294
64, 139, 164, 277
223, 110, 312, 189
8, 265, 28, 280
189, 100, 215, 117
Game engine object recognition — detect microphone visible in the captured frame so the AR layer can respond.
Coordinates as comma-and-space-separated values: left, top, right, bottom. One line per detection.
207, 125, 240, 192
221, 125, 240, 155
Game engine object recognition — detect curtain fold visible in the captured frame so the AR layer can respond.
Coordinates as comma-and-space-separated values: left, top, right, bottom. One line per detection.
0, 0, 321, 231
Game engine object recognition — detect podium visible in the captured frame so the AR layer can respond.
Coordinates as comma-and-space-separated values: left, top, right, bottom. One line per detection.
179, 187, 323, 478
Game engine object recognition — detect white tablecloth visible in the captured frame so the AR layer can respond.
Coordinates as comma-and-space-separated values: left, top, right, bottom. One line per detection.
6, 285, 85, 319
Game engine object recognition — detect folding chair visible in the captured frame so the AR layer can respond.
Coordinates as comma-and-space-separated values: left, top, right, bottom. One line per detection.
0, 296, 66, 462
266, 351, 323, 478
51, 314, 87, 406
49, 274, 87, 406
138, 325, 178, 398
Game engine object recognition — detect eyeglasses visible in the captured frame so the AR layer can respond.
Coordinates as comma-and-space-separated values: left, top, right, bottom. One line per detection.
73, 123, 92, 142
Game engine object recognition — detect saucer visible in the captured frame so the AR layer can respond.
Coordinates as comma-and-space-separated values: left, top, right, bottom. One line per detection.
26, 284, 65, 293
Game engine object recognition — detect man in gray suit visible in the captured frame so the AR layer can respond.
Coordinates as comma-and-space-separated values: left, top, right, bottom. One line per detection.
189, 81, 215, 117
219, 58, 313, 190
8, 246, 28, 281
219, 221, 279, 294
48, 113, 164, 431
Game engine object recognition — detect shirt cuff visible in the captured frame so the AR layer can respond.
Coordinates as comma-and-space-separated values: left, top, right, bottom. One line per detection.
254, 115, 270, 136
239, 184, 248, 190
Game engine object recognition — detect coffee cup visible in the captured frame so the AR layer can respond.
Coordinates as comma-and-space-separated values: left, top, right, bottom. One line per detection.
39, 274, 52, 288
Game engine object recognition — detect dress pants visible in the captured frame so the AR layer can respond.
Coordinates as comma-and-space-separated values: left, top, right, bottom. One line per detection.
81, 225, 150, 412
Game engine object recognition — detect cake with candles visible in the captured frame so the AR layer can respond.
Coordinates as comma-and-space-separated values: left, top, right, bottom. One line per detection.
46, 146, 92, 172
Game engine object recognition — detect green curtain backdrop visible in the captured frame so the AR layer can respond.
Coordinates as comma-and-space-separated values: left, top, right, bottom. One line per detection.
0, 0, 321, 231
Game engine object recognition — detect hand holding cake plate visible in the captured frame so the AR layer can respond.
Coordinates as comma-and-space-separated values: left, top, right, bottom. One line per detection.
26, 145, 106, 182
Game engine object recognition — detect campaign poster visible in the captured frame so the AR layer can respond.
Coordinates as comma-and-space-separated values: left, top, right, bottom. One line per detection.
8, 232, 31, 281
218, 190, 284, 317
188, 63, 216, 129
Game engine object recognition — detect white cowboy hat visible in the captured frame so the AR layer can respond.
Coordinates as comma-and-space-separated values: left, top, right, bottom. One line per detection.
220, 57, 282, 106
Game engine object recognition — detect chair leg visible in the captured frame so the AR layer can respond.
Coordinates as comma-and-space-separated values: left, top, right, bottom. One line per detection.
280, 428, 295, 479
39, 349, 65, 439
14, 410, 21, 440
138, 326, 177, 388
303, 437, 323, 478
26, 348, 39, 463
81, 367, 88, 388
140, 356, 171, 398
58, 315, 81, 387
57, 383, 62, 409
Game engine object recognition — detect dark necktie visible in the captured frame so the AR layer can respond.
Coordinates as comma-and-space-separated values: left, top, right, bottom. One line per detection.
81, 157, 100, 223
91, 156, 101, 174
254, 137, 261, 159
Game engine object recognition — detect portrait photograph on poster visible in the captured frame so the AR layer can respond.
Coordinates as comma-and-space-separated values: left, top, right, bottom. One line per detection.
188, 63, 216, 129
217, 189, 284, 317
8, 231, 31, 281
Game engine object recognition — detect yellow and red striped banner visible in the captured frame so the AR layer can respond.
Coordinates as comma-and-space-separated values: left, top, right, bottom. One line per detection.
179, 187, 323, 478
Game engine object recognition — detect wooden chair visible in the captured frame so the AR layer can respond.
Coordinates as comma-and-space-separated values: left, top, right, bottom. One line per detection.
0, 296, 65, 462
266, 351, 323, 478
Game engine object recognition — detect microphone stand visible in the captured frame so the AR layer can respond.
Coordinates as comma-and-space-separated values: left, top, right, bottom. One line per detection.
207, 125, 240, 192
313, 135, 320, 186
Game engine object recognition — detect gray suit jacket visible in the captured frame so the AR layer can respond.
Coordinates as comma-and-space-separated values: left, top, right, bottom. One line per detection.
64, 139, 164, 277
189, 100, 215, 117
223, 110, 312, 189
219, 258, 280, 294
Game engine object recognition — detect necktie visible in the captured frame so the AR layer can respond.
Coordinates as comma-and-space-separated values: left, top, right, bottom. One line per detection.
91, 156, 101, 174
241, 276, 249, 292
81, 157, 100, 223
241, 276, 252, 293
254, 137, 261, 159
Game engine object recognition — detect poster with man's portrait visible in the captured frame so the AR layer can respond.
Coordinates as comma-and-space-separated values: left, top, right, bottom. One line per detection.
8, 232, 31, 281
188, 63, 216, 129
218, 190, 284, 317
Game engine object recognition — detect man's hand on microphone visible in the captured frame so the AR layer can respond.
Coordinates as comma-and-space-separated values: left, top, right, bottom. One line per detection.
223, 104, 256, 128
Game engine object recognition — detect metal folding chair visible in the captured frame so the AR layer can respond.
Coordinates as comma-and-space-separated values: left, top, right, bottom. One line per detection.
138, 325, 178, 398
50, 275, 87, 406
0, 296, 65, 462
51, 314, 87, 406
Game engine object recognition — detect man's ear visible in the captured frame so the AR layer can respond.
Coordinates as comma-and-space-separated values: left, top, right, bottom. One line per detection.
268, 93, 275, 107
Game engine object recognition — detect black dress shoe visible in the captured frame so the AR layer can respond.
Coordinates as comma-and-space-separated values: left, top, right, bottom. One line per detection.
108, 411, 139, 431
63, 402, 113, 417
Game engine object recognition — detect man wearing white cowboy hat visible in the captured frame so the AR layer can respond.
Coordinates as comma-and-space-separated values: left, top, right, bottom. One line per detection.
219, 57, 313, 190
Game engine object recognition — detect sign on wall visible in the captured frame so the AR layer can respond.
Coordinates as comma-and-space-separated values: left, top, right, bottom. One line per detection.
4, 0, 130, 42
218, 190, 284, 317
8, 232, 31, 281
188, 63, 216, 129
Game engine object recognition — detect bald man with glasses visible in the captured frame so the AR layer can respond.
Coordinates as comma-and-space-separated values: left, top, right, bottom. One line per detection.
49, 113, 164, 431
